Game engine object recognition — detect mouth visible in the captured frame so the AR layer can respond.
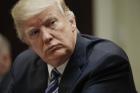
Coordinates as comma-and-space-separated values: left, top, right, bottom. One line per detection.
46, 44, 62, 53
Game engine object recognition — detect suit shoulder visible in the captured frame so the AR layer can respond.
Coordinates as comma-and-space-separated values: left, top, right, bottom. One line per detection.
80, 35, 136, 93
12, 49, 40, 80
15, 49, 38, 61
83, 35, 128, 60
14, 49, 39, 67
81, 35, 130, 70
82, 35, 131, 78
14, 49, 39, 63
83, 35, 130, 74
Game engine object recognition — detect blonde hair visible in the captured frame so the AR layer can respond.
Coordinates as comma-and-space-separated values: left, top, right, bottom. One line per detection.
0, 34, 10, 55
11, 0, 70, 41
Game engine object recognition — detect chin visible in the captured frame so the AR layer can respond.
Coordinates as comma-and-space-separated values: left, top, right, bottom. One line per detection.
44, 53, 69, 66
42, 48, 72, 65
43, 57, 65, 67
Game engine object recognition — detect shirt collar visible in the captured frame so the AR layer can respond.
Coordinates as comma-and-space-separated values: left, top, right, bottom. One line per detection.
47, 60, 69, 78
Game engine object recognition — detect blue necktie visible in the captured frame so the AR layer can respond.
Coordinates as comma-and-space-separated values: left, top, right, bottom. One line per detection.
45, 68, 61, 93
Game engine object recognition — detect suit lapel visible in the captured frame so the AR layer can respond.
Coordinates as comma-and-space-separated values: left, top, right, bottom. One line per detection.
28, 59, 48, 93
59, 34, 89, 93
59, 64, 81, 93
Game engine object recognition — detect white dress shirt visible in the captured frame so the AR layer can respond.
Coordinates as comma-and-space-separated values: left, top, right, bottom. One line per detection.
47, 60, 68, 84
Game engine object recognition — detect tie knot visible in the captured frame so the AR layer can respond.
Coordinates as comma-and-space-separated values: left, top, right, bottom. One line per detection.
51, 68, 61, 80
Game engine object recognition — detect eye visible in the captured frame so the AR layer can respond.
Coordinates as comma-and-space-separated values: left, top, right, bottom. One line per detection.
43, 18, 57, 28
28, 28, 40, 37
50, 19, 57, 25
49, 18, 58, 29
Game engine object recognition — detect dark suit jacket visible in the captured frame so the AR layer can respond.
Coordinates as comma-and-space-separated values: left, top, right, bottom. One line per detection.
6, 34, 137, 93
0, 72, 12, 93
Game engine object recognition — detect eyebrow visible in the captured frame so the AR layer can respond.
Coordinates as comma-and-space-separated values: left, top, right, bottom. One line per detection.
25, 15, 56, 32
42, 16, 55, 23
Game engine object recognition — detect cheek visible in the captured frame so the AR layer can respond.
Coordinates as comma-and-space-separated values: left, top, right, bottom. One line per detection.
32, 45, 42, 54
30, 40, 43, 55
59, 29, 75, 47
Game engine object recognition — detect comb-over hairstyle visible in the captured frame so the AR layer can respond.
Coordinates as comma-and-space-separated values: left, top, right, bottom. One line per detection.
11, 0, 70, 41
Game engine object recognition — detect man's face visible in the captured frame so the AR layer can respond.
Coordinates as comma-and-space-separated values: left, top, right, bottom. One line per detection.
22, 4, 77, 67
0, 53, 11, 76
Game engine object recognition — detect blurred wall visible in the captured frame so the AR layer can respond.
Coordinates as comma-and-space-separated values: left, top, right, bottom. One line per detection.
94, 0, 140, 92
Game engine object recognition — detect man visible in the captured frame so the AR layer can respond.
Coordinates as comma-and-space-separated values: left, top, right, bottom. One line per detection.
8, 0, 137, 93
0, 34, 12, 93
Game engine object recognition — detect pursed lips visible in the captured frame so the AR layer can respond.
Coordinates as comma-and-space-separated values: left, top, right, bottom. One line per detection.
46, 44, 62, 53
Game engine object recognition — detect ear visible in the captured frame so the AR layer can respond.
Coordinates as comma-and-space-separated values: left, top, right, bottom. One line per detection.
65, 11, 76, 31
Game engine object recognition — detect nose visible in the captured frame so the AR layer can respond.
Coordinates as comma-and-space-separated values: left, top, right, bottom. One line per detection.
40, 26, 53, 43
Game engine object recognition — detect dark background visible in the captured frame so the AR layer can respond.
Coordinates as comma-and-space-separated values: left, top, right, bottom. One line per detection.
0, 0, 93, 61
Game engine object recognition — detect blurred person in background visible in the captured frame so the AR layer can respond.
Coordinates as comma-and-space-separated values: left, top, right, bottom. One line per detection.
0, 34, 12, 92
